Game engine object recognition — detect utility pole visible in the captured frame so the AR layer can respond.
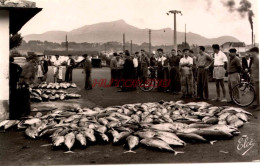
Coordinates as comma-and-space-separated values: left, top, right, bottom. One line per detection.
184, 24, 187, 49
105, 43, 107, 55
65, 34, 68, 55
130, 40, 132, 55
123, 33, 125, 51
167, 10, 182, 53
254, 34, 255, 47
149, 29, 151, 55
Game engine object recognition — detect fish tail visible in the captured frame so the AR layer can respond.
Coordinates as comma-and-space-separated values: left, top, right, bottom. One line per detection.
123, 150, 136, 154
64, 151, 75, 154
210, 140, 217, 145
174, 150, 184, 156
41, 143, 53, 147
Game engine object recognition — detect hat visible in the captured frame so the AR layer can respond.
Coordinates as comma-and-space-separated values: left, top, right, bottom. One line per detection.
229, 48, 237, 53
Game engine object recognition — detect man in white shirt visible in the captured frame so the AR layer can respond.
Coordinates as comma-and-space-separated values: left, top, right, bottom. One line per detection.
180, 49, 193, 98
212, 44, 228, 102
133, 52, 139, 80
53, 55, 63, 83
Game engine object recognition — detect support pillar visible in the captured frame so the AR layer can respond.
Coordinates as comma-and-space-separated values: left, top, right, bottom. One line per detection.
0, 10, 10, 120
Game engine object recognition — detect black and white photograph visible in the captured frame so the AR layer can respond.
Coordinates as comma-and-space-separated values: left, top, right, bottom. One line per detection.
0, 0, 259, 165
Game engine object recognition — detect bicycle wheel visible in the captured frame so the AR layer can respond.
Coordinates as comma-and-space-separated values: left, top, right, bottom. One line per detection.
138, 77, 155, 92
231, 83, 256, 107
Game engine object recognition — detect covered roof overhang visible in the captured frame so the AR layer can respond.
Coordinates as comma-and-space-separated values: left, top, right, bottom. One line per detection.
0, 7, 42, 35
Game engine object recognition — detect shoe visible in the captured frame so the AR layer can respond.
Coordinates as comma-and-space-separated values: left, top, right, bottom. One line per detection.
227, 100, 234, 104
221, 98, 228, 102
212, 98, 220, 101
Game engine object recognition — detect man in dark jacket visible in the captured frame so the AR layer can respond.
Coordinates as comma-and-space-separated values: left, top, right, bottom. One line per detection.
241, 53, 253, 82
65, 54, 75, 83
42, 55, 49, 81
118, 50, 135, 92
9, 57, 23, 93
169, 49, 181, 94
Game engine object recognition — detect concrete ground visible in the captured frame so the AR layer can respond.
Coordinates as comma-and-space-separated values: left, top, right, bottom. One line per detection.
0, 67, 259, 165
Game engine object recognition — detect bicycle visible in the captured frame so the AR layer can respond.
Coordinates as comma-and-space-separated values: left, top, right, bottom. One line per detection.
231, 72, 256, 107
138, 66, 158, 92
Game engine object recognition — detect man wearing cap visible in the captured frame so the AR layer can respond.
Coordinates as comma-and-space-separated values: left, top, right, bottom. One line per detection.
212, 44, 228, 102
180, 49, 193, 98
65, 54, 75, 83
227, 48, 241, 103
197, 46, 213, 100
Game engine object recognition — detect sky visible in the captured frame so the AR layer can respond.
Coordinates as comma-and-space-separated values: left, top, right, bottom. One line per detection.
20, 0, 259, 44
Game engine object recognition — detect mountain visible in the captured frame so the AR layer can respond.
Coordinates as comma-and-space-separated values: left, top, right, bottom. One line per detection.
24, 20, 240, 45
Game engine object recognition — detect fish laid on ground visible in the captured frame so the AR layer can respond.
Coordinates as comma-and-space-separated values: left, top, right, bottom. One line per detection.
135, 130, 156, 139
140, 138, 184, 155
50, 128, 64, 138
4, 120, 19, 130
205, 124, 239, 134
176, 133, 207, 143
95, 125, 107, 134
226, 115, 239, 124
25, 126, 39, 139
64, 132, 75, 153
53, 136, 65, 147
24, 118, 41, 125
156, 135, 185, 146
39, 128, 58, 137
221, 107, 252, 115
192, 129, 233, 139
64, 115, 82, 123
99, 133, 109, 142
155, 131, 186, 145
76, 133, 87, 146
98, 118, 109, 125
188, 123, 212, 128
114, 131, 131, 143
83, 129, 96, 142
146, 123, 188, 132
229, 119, 244, 128
124, 135, 139, 153
235, 113, 248, 122
110, 130, 119, 143
107, 121, 121, 128
0, 120, 9, 128
203, 117, 219, 124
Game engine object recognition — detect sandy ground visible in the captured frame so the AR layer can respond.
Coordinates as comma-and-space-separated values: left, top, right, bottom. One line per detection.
0, 67, 259, 165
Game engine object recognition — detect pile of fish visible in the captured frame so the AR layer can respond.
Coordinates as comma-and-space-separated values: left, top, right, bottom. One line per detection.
0, 101, 251, 155
30, 82, 80, 102
32, 82, 77, 90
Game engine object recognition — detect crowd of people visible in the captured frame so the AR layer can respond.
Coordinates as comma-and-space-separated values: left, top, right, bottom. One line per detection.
110, 45, 259, 109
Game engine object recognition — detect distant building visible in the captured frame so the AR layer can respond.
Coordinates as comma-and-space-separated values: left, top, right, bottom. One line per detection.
221, 42, 246, 53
